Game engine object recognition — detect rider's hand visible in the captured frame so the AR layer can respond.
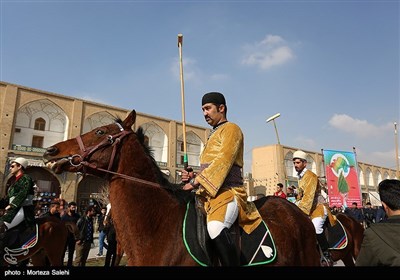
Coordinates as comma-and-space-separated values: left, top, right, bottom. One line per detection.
182, 183, 195, 191
181, 169, 190, 183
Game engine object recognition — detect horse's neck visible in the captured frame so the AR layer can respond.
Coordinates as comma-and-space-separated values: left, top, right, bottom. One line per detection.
111, 140, 183, 225
117, 141, 159, 183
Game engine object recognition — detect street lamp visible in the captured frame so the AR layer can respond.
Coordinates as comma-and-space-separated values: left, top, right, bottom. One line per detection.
395, 122, 399, 178
266, 112, 287, 189
266, 113, 281, 145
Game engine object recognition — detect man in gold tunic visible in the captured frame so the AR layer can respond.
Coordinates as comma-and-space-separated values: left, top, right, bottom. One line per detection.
293, 150, 335, 265
182, 92, 261, 266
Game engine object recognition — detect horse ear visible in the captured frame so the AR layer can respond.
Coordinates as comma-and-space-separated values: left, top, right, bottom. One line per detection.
123, 110, 136, 129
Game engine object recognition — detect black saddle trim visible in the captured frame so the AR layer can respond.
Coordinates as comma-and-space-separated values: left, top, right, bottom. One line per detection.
182, 200, 277, 266
326, 219, 348, 250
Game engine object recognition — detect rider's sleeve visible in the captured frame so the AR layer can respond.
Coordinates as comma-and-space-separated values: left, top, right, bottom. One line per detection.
196, 123, 243, 198
9, 175, 33, 208
297, 172, 318, 216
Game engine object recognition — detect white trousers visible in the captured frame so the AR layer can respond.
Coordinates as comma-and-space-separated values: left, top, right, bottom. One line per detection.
207, 197, 239, 239
4, 207, 25, 230
312, 205, 328, 234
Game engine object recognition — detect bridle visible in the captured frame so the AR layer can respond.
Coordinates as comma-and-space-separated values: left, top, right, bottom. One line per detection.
67, 122, 160, 188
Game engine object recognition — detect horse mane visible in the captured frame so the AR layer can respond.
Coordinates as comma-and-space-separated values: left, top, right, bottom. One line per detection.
131, 125, 194, 204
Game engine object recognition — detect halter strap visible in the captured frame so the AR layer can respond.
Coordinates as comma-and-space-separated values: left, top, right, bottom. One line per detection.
74, 123, 133, 171
71, 123, 161, 188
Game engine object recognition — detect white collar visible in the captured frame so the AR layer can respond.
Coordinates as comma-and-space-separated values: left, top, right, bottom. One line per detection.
298, 168, 307, 179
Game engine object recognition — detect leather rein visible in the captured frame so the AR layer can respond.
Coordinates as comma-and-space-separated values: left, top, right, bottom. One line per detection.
68, 122, 160, 188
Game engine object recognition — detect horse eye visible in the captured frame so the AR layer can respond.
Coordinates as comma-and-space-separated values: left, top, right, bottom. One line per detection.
95, 130, 105, 135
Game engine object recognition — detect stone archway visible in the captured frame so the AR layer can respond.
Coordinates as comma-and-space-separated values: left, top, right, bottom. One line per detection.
77, 175, 108, 216
26, 166, 60, 214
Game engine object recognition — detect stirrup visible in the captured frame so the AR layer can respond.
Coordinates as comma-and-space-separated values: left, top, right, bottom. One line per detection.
321, 252, 333, 267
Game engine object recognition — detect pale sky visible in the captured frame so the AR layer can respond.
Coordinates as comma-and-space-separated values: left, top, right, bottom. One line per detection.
1, 0, 399, 173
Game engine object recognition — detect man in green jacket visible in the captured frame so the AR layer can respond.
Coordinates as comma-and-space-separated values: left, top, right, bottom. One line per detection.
356, 179, 400, 266
0, 157, 35, 233
0, 157, 35, 263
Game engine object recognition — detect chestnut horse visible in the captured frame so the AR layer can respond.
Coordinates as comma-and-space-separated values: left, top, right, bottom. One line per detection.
1, 217, 78, 266
330, 213, 364, 266
43, 109, 320, 266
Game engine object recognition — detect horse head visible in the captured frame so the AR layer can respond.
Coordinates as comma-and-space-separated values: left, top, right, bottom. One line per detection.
43, 110, 137, 175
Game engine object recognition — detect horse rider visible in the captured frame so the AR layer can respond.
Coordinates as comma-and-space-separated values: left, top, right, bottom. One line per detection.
292, 150, 335, 265
181, 92, 262, 266
0, 157, 35, 255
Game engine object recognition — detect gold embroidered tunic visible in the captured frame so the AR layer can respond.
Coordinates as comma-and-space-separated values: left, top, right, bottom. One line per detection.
296, 169, 320, 216
310, 203, 337, 226
296, 169, 336, 224
196, 122, 262, 234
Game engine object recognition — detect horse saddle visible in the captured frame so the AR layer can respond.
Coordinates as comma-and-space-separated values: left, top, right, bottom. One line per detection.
1, 222, 38, 265
182, 197, 277, 266
325, 219, 348, 250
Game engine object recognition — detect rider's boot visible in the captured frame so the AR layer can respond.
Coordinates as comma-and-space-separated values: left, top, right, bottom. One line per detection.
213, 227, 240, 267
317, 233, 333, 266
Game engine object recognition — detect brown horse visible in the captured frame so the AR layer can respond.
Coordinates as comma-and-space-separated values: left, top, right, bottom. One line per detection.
1, 218, 78, 266
330, 213, 364, 266
43, 109, 320, 266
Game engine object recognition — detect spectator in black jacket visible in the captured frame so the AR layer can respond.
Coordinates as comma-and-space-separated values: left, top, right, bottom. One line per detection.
61, 201, 81, 266
375, 205, 387, 223
344, 202, 364, 225
39, 200, 61, 220
104, 216, 117, 266
363, 202, 376, 228
75, 205, 96, 266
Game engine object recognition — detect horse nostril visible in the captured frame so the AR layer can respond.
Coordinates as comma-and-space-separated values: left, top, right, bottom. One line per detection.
45, 146, 59, 156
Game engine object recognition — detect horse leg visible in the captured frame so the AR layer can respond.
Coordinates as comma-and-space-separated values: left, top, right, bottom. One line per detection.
114, 242, 124, 266
44, 237, 65, 266
341, 252, 355, 267
45, 248, 64, 266
31, 249, 47, 266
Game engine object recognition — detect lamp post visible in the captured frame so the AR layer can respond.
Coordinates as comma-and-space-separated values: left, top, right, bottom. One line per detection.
266, 113, 281, 145
266, 113, 286, 189
395, 122, 399, 179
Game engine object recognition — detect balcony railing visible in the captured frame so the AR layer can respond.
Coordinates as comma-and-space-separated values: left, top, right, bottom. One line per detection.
156, 161, 167, 167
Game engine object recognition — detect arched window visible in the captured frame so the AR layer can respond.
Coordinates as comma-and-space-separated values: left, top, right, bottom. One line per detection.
34, 118, 46, 131
144, 135, 149, 147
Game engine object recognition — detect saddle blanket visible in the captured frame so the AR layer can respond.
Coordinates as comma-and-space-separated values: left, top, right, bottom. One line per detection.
182, 200, 277, 266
